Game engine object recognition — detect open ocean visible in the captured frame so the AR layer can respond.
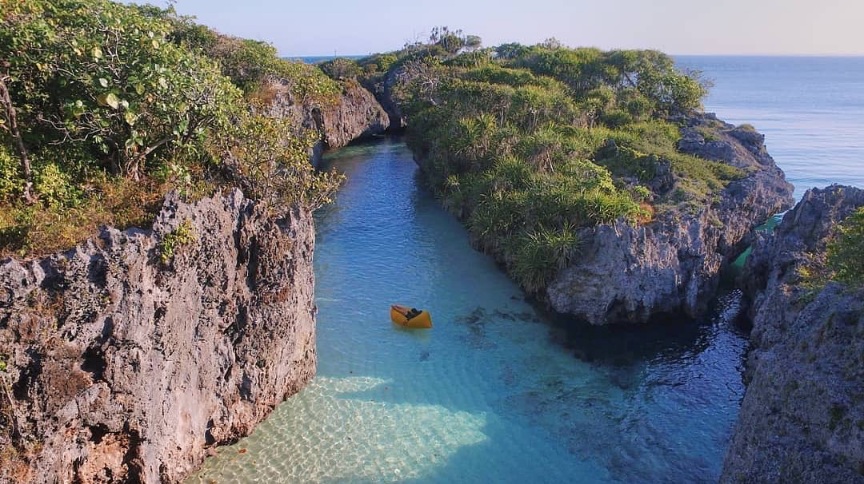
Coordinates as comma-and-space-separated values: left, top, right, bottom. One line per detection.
678, 56, 864, 199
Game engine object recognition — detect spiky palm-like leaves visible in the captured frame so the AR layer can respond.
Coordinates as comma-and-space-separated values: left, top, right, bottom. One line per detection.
510, 224, 581, 293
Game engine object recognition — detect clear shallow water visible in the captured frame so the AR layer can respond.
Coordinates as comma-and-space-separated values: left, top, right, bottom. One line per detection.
189, 139, 748, 483
677, 56, 864, 199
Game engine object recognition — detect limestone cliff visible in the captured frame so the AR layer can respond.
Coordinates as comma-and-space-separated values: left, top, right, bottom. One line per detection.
546, 114, 793, 324
360, 67, 408, 131
0, 190, 316, 482
266, 77, 390, 163
721, 185, 864, 483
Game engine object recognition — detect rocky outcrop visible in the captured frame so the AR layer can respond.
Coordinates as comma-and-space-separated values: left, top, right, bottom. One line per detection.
0, 190, 316, 483
721, 185, 864, 483
546, 114, 794, 324
267, 78, 389, 162
361, 68, 408, 130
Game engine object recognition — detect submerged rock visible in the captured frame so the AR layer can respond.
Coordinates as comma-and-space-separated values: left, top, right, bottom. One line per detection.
0, 190, 316, 483
721, 185, 864, 483
546, 114, 794, 324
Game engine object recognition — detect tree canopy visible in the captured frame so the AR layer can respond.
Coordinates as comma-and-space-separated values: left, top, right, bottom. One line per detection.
0, 0, 342, 256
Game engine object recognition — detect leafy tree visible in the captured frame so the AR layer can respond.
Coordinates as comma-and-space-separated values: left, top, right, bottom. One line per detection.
0, 0, 345, 257
495, 43, 530, 60
206, 37, 284, 92
540, 37, 564, 49
208, 109, 344, 212
464, 35, 483, 52
429, 26, 465, 55
0, 70, 35, 203
357, 53, 398, 76
319, 58, 362, 80
637, 68, 706, 115
1, 0, 241, 180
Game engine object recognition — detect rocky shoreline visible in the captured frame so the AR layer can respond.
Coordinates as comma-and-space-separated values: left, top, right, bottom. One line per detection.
721, 185, 864, 483
545, 114, 794, 324
371, 56, 794, 325
1, 60, 861, 482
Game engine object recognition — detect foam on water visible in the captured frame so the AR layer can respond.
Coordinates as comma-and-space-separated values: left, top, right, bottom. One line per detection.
189, 140, 746, 483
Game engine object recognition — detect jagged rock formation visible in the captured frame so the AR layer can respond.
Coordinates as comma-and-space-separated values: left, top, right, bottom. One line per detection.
0, 190, 316, 483
267, 78, 390, 163
361, 67, 408, 130
721, 185, 864, 483
546, 114, 794, 324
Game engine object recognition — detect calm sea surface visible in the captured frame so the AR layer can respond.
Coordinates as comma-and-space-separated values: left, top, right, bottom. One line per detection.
678, 56, 864, 199
189, 57, 862, 483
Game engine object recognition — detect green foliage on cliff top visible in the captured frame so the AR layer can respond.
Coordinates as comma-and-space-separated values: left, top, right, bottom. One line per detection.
373, 34, 738, 293
0, 0, 342, 257
828, 207, 864, 287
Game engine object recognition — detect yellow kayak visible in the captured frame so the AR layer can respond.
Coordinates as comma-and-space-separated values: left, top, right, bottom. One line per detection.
390, 304, 432, 329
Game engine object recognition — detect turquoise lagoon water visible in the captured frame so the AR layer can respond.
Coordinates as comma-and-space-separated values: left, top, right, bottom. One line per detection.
189, 140, 747, 483
189, 57, 864, 483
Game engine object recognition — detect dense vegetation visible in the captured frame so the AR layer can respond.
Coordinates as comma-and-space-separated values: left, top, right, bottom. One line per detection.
324, 32, 742, 293
0, 0, 342, 257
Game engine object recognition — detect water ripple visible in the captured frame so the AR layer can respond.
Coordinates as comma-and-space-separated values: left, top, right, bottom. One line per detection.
190, 138, 748, 483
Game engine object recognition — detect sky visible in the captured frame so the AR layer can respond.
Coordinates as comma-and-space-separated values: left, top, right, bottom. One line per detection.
131, 0, 864, 56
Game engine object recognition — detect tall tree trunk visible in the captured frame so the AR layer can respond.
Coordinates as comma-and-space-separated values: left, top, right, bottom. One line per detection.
0, 77, 36, 204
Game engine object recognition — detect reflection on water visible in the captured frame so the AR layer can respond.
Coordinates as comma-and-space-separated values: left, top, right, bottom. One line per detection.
189, 139, 746, 483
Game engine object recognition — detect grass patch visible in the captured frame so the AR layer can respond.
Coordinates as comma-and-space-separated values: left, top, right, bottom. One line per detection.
0, 177, 168, 259
158, 218, 197, 266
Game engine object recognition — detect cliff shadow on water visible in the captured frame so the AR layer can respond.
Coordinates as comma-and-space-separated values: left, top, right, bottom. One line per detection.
536, 290, 748, 376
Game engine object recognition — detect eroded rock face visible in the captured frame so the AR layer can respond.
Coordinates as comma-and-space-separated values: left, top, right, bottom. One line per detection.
266, 78, 390, 162
0, 190, 316, 483
361, 67, 408, 130
721, 185, 864, 483
546, 114, 794, 324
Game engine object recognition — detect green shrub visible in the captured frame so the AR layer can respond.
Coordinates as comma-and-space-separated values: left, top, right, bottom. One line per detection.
0, 145, 19, 202
158, 218, 196, 265
358, 53, 398, 75
207, 111, 344, 212
827, 206, 864, 286
33, 162, 82, 209
510, 225, 581, 293
319, 58, 362, 80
